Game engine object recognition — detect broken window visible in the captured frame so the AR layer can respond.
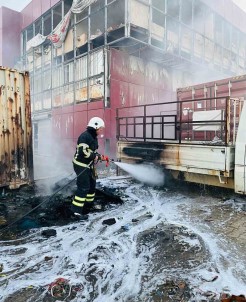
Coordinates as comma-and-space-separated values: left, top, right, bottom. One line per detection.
64, 62, 74, 84
75, 7, 88, 23
239, 33, 246, 59
43, 40, 51, 64
231, 27, 239, 54
75, 80, 87, 102
194, 33, 204, 58
193, 0, 207, 35
76, 56, 88, 81
89, 50, 104, 77
181, 27, 192, 53
26, 25, 34, 42
181, 0, 192, 26
167, 0, 179, 19
90, 2, 105, 39
29, 71, 34, 94
34, 72, 42, 94
43, 90, 52, 109
130, 0, 149, 30
53, 65, 63, 88
53, 3, 62, 29
64, 82, 74, 105
34, 18, 42, 35
43, 12, 52, 36
204, 9, 214, 39
64, 29, 74, 54
34, 47, 42, 70
223, 21, 231, 50
64, 0, 73, 15
21, 32, 26, 54
214, 15, 223, 45
152, 8, 165, 27
33, 123, 39, 152
214, 44, 222, 65
205, 38, 214, 62
166, 17, 179, 39
107, 0, 125, 31
76, 19, 88, 48
43, 67, 51, 91
152, 0, 165, 12
52, 87, 63, 107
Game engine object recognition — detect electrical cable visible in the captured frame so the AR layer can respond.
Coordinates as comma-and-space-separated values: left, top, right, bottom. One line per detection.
0, 161, 93, 235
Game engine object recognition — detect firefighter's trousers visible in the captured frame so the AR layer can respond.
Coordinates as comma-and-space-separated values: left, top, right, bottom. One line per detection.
71, 163, 96, 215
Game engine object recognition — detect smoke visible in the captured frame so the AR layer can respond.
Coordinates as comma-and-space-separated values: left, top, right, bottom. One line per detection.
33, 123, 74, 195
114, 162, 165, 186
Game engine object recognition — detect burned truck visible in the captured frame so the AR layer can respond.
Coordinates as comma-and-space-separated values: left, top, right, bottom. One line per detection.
0, 67, 33, 189
116, 75, 246, 195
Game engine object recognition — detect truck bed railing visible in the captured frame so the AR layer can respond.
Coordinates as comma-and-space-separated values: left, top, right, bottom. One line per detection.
116, 97, 244, 146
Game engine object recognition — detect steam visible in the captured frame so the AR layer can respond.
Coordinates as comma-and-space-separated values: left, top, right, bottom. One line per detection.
114, 162, 165, 186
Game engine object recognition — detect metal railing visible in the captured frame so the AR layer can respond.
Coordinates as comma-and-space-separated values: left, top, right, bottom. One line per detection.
116, 97, 244, 146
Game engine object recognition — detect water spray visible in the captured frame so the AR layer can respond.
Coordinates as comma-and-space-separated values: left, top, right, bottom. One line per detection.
113, 161, 165, 186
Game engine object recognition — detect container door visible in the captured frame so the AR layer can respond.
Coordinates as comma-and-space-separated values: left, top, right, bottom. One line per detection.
235, 100, 246, 194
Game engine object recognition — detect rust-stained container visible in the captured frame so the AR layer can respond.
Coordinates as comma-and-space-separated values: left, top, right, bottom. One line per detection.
0, 67, 33, 189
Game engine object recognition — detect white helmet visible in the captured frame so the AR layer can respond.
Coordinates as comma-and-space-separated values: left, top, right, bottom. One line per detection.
87, 117, 105, 129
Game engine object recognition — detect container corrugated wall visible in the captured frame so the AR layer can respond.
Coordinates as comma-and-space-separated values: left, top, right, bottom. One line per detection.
0, 67, 33, 189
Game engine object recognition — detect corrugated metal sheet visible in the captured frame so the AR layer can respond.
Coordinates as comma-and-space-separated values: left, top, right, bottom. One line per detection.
0, 67, 33, 189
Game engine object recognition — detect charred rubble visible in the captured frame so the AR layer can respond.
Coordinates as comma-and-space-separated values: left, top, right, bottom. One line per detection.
0, 180, 123, 240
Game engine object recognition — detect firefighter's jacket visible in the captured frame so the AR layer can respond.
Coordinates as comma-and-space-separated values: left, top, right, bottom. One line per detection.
73, 127, 98, 168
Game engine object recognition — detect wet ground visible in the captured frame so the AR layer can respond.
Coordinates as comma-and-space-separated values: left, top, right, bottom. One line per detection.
0, 176, 245, 302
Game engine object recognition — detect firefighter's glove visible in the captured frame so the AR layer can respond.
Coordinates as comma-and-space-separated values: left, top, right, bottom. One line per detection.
101, 155, 110, 167
94, 152, 101, 163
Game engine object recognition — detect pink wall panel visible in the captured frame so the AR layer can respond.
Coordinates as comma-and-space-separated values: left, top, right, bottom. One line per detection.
75, 102, 88, 112
144, 64, 159, 89
52, 107, 62, 115
42, 0, 52, 15
1, 8, 21, 68
61, 112, 74, 139
32, 0, 42, 22
128, 57, 145, 86
110, 49, 129, 82
87, 109, 104, 122
159, 70, 171, 90
144, 87, 159, 104
128, 83, 145, 107
51, 0, 61, 7
21, 0, 60, 29
110, 79, 129, 108
88, 100, 104, 110
158, 89, 175, 103
62, 105, 74, 114
21, 3, 33, 29
74, 105, 88, 139
52, 114, 62, 138
104, 108, 117, 156
103, 108, 115, 137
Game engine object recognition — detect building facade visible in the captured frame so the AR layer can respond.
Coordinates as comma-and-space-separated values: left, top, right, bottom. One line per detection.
1, 0, 246, 176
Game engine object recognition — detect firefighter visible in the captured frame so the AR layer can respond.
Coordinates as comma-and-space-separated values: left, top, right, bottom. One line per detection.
71, 117, 107, 217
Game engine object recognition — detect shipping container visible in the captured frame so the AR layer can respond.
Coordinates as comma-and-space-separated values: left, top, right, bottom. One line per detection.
0, 67, 33, 189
